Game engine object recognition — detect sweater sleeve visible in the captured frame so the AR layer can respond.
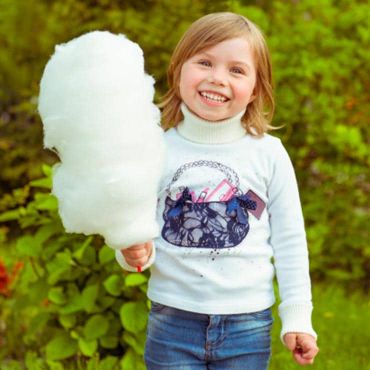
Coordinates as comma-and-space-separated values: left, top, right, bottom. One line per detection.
114, 242, 156, 272
267, 139, 317, 342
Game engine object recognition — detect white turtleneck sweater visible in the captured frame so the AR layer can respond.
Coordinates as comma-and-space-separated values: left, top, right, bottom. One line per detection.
116, 103, 317, 341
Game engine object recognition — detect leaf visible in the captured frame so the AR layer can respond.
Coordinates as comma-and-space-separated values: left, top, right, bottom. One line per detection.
73, 236, 93, 261
70, 330, 80, 340
60, 294, 84, 315
120, 302, 148, 333
33, 193, 58, 211
86, 356, 99, 370
25, 351, 45, 370
46, 361, 64, 370
0, 209, 20, 222
120, 348, 146, 370
30, 177, 52, 189
48, 287, 66, 305
99, 335, 118, 349
83, 315, 109, 340
16, 235, 41, 256
27, 312, 50, 338
80, 245, 96, 266
59, 314, 76, 329
45, 333, 78, 361
103, 274, 122, 296
98, 295, 115, 310
34, 223, 61, 245
122, 332, 145, 355
43, 240, 64, 261
82, 284, 99, 312
78, 338, 98, 357
98, 356, 119, 370
139, 285, 147, 294
46, 250, 73, 285
99, 245, 115, 264
125, 273, 147, 287
42, 164, 52, 177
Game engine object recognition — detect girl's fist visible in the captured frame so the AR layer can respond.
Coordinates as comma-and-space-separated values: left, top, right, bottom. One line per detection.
284, 332, 319, 365
120, 241, 153, 269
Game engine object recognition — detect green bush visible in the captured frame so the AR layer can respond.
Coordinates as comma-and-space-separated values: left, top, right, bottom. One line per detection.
0, 0, 228, 194
0, 166, 149, 369
231, 0, 370, 290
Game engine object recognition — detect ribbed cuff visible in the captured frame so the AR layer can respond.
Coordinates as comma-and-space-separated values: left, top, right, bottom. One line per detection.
278, 303, 317, 343
115, 244, 156, 272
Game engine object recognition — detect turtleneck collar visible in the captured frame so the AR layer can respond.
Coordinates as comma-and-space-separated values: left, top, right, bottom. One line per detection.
176, 103, 247, 144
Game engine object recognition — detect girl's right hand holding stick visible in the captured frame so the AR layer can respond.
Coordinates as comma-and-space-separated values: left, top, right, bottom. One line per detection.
121, 241, 153, 271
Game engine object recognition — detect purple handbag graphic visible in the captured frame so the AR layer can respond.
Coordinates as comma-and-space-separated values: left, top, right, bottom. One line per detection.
161, 160, 257, 249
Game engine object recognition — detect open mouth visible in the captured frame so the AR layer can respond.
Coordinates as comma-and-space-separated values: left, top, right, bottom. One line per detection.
199, 91, 230, 103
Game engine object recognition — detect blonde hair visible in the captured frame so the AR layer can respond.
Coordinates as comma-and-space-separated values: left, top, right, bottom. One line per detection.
158, 12, 276, 136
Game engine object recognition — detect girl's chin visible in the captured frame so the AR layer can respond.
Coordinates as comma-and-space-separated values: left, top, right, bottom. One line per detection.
186, 101, 232, 121
197, 111, 231, 122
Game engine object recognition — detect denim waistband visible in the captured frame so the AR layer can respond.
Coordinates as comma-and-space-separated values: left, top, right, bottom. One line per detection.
150, 300, 272, 321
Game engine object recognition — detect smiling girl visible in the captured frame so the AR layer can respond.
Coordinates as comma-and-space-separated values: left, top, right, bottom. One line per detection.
117, 12, 319, 369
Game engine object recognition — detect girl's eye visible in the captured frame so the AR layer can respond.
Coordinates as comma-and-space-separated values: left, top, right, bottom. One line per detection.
231, 67, 244, 74
198, 60, 211, 67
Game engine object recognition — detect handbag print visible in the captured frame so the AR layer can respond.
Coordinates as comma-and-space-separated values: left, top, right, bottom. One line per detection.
161, 160, 257, 249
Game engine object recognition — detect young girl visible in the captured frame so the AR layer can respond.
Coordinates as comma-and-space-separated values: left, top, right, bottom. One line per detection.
116, 12, 319, 369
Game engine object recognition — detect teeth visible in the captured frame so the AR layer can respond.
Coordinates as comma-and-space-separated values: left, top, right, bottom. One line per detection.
200, 91, 227, 102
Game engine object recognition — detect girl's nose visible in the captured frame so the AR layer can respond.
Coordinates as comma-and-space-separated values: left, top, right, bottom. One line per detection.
207, 67, 227, 86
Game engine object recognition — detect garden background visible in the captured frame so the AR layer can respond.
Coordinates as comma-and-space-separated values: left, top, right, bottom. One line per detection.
0, 0, 369, 369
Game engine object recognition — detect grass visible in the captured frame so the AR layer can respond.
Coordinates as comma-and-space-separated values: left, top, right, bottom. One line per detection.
270, 283, 370, 370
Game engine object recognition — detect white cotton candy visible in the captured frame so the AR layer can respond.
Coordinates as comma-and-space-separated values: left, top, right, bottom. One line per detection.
38, 31, 165, 249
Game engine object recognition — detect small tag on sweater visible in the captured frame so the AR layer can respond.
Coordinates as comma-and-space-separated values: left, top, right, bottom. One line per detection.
246, 190, 266, 220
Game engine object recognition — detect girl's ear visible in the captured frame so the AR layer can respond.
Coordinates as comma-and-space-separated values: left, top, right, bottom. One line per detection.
248, 90, 257, 103
250, 83, 259, 102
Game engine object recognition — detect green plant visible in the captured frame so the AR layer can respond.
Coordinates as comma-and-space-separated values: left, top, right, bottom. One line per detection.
0, 166, 148, 369
231, 0, 370, 291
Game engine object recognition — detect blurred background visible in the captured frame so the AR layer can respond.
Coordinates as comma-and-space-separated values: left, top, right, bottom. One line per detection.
0, 0, 369, 369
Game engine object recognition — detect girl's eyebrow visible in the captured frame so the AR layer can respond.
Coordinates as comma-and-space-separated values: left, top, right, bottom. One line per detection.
198, 52, 251, 70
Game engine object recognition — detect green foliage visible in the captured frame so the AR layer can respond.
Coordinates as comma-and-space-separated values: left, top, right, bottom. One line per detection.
120, 302, 148, 334
231, 0, 369, 290
0, 168, 150, 368
0, 0, 229, 194
46, 334, 79, 361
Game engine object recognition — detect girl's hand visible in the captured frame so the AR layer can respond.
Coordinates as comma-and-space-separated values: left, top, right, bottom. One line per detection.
121, 241, 153, 269
283, 332, 319, 365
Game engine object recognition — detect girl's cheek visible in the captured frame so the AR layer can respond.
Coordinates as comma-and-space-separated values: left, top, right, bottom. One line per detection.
235, 84, 254, 97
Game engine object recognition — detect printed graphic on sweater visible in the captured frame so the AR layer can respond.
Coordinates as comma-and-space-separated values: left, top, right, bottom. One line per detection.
161, 160, 261, 248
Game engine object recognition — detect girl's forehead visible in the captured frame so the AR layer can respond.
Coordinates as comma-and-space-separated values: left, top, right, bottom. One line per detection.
195, 37, 252, 54
188, 37, 255, 63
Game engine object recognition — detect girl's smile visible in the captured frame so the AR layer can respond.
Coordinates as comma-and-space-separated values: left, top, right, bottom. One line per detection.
199, 91, 230, 105
179, 37, 257, 122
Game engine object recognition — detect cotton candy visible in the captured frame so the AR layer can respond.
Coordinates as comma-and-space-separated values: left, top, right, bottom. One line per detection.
38, 31, 165, 249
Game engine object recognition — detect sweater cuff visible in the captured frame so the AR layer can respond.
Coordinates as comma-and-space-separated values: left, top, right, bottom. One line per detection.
114, 244, 156, 272
278, 303, 317, 343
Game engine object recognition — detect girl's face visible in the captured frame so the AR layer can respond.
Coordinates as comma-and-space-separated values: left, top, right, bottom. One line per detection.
179, 37, 257, 122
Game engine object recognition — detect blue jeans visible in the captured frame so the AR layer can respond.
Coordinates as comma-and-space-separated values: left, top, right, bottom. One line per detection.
144, 301, 273, 370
